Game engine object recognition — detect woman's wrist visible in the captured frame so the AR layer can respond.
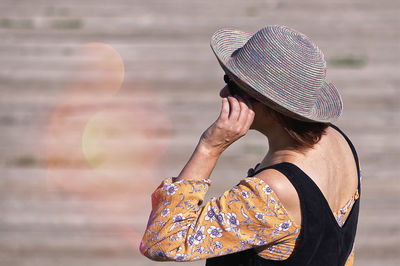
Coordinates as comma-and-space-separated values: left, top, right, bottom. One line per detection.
197, 137, 224, 159
175, 139, 221, 182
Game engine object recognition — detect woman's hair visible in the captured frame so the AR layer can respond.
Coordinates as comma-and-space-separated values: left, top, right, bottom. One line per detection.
264, 105, 329, 149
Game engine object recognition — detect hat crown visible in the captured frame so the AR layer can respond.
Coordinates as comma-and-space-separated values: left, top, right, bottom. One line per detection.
227, 25, 327, 114
210, 25, 343, 122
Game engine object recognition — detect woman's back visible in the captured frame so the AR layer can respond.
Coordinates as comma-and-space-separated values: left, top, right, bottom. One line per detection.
255, 125, 359, 227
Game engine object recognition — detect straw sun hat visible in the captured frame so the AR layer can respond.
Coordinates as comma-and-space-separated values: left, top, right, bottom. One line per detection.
210, 25, 343, 123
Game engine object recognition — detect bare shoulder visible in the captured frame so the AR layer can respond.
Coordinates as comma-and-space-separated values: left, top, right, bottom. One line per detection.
255, 168, 301, 225
324, 126, 355, 157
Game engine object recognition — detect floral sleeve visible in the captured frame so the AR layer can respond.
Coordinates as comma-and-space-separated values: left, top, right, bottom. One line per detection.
344, 244, 355, 266
140, 176, 299, 261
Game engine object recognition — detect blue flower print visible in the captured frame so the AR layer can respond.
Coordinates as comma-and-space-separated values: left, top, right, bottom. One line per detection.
205, 205, 217, 222
173, 213, 184, 223
215, 212, 225, 225
226, 212, 240, 231
161, 208, 170, 217
207, 225, 223, 238
169, 213, 185, 231
214, 241, 223, 249
278, 220, 292, 231
241, 190, 249, 198
165, 184, 178, 195
193, 225, 206, 245
197, 246, 205, 254
255, 212, 264, 221
155, 250, 166, 259
174, 253, 187, 261
263, 185, 273, 195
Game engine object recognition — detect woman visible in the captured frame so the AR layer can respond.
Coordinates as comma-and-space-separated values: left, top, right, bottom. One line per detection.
140, 25, 361, 265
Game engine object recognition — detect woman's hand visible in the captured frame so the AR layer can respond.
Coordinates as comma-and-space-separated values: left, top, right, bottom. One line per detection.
176, 95, 254, 182
199, 95, 255, 156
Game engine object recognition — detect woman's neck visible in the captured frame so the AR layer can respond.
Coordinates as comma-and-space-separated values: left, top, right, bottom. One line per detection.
255, 122, 308, 168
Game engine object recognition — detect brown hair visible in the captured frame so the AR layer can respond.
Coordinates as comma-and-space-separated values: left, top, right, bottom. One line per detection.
265, 106, 329, 149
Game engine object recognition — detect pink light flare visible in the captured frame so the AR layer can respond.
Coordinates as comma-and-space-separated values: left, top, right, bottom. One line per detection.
42, 42, 172, 250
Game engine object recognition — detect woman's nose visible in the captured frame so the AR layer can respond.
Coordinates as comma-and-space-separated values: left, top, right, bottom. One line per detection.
219, 85, 230, 98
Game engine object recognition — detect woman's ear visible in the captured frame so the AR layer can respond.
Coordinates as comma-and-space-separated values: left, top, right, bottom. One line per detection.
250, 102, 277, 129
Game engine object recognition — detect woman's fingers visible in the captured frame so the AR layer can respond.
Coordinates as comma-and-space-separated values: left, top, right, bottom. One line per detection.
227, 96, 240, 121
243, 104, 255, 131
202, 95, 254, 154
219, 97, 229, 121
236, 96, 254, 133
217, 95, 254, 137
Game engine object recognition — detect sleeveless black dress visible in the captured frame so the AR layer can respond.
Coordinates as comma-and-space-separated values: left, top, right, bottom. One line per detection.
206, 125, 361, 266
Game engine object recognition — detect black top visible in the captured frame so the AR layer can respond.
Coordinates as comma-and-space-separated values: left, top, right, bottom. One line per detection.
206, 125, 361, 266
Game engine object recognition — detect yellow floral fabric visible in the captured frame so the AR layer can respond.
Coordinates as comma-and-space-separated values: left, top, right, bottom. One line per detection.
140, 176, 358, 264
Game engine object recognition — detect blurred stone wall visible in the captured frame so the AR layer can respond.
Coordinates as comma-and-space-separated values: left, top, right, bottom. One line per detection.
0, 0, 399, 265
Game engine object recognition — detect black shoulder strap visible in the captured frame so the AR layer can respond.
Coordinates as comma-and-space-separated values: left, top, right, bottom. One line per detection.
251, 162, 308, 179
250, 162, 310, 206
251, 164, 276, 177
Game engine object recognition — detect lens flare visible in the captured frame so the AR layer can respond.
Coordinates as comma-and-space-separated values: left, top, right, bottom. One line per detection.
42, 42, 172, 249
68, 42, 125, 100
82, 106, 170, 171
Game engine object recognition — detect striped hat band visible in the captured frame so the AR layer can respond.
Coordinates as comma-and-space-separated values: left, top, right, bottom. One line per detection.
210, 25, 343, 123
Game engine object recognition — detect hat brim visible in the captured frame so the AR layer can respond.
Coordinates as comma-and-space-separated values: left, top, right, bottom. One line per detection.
210, 28, 343, 123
